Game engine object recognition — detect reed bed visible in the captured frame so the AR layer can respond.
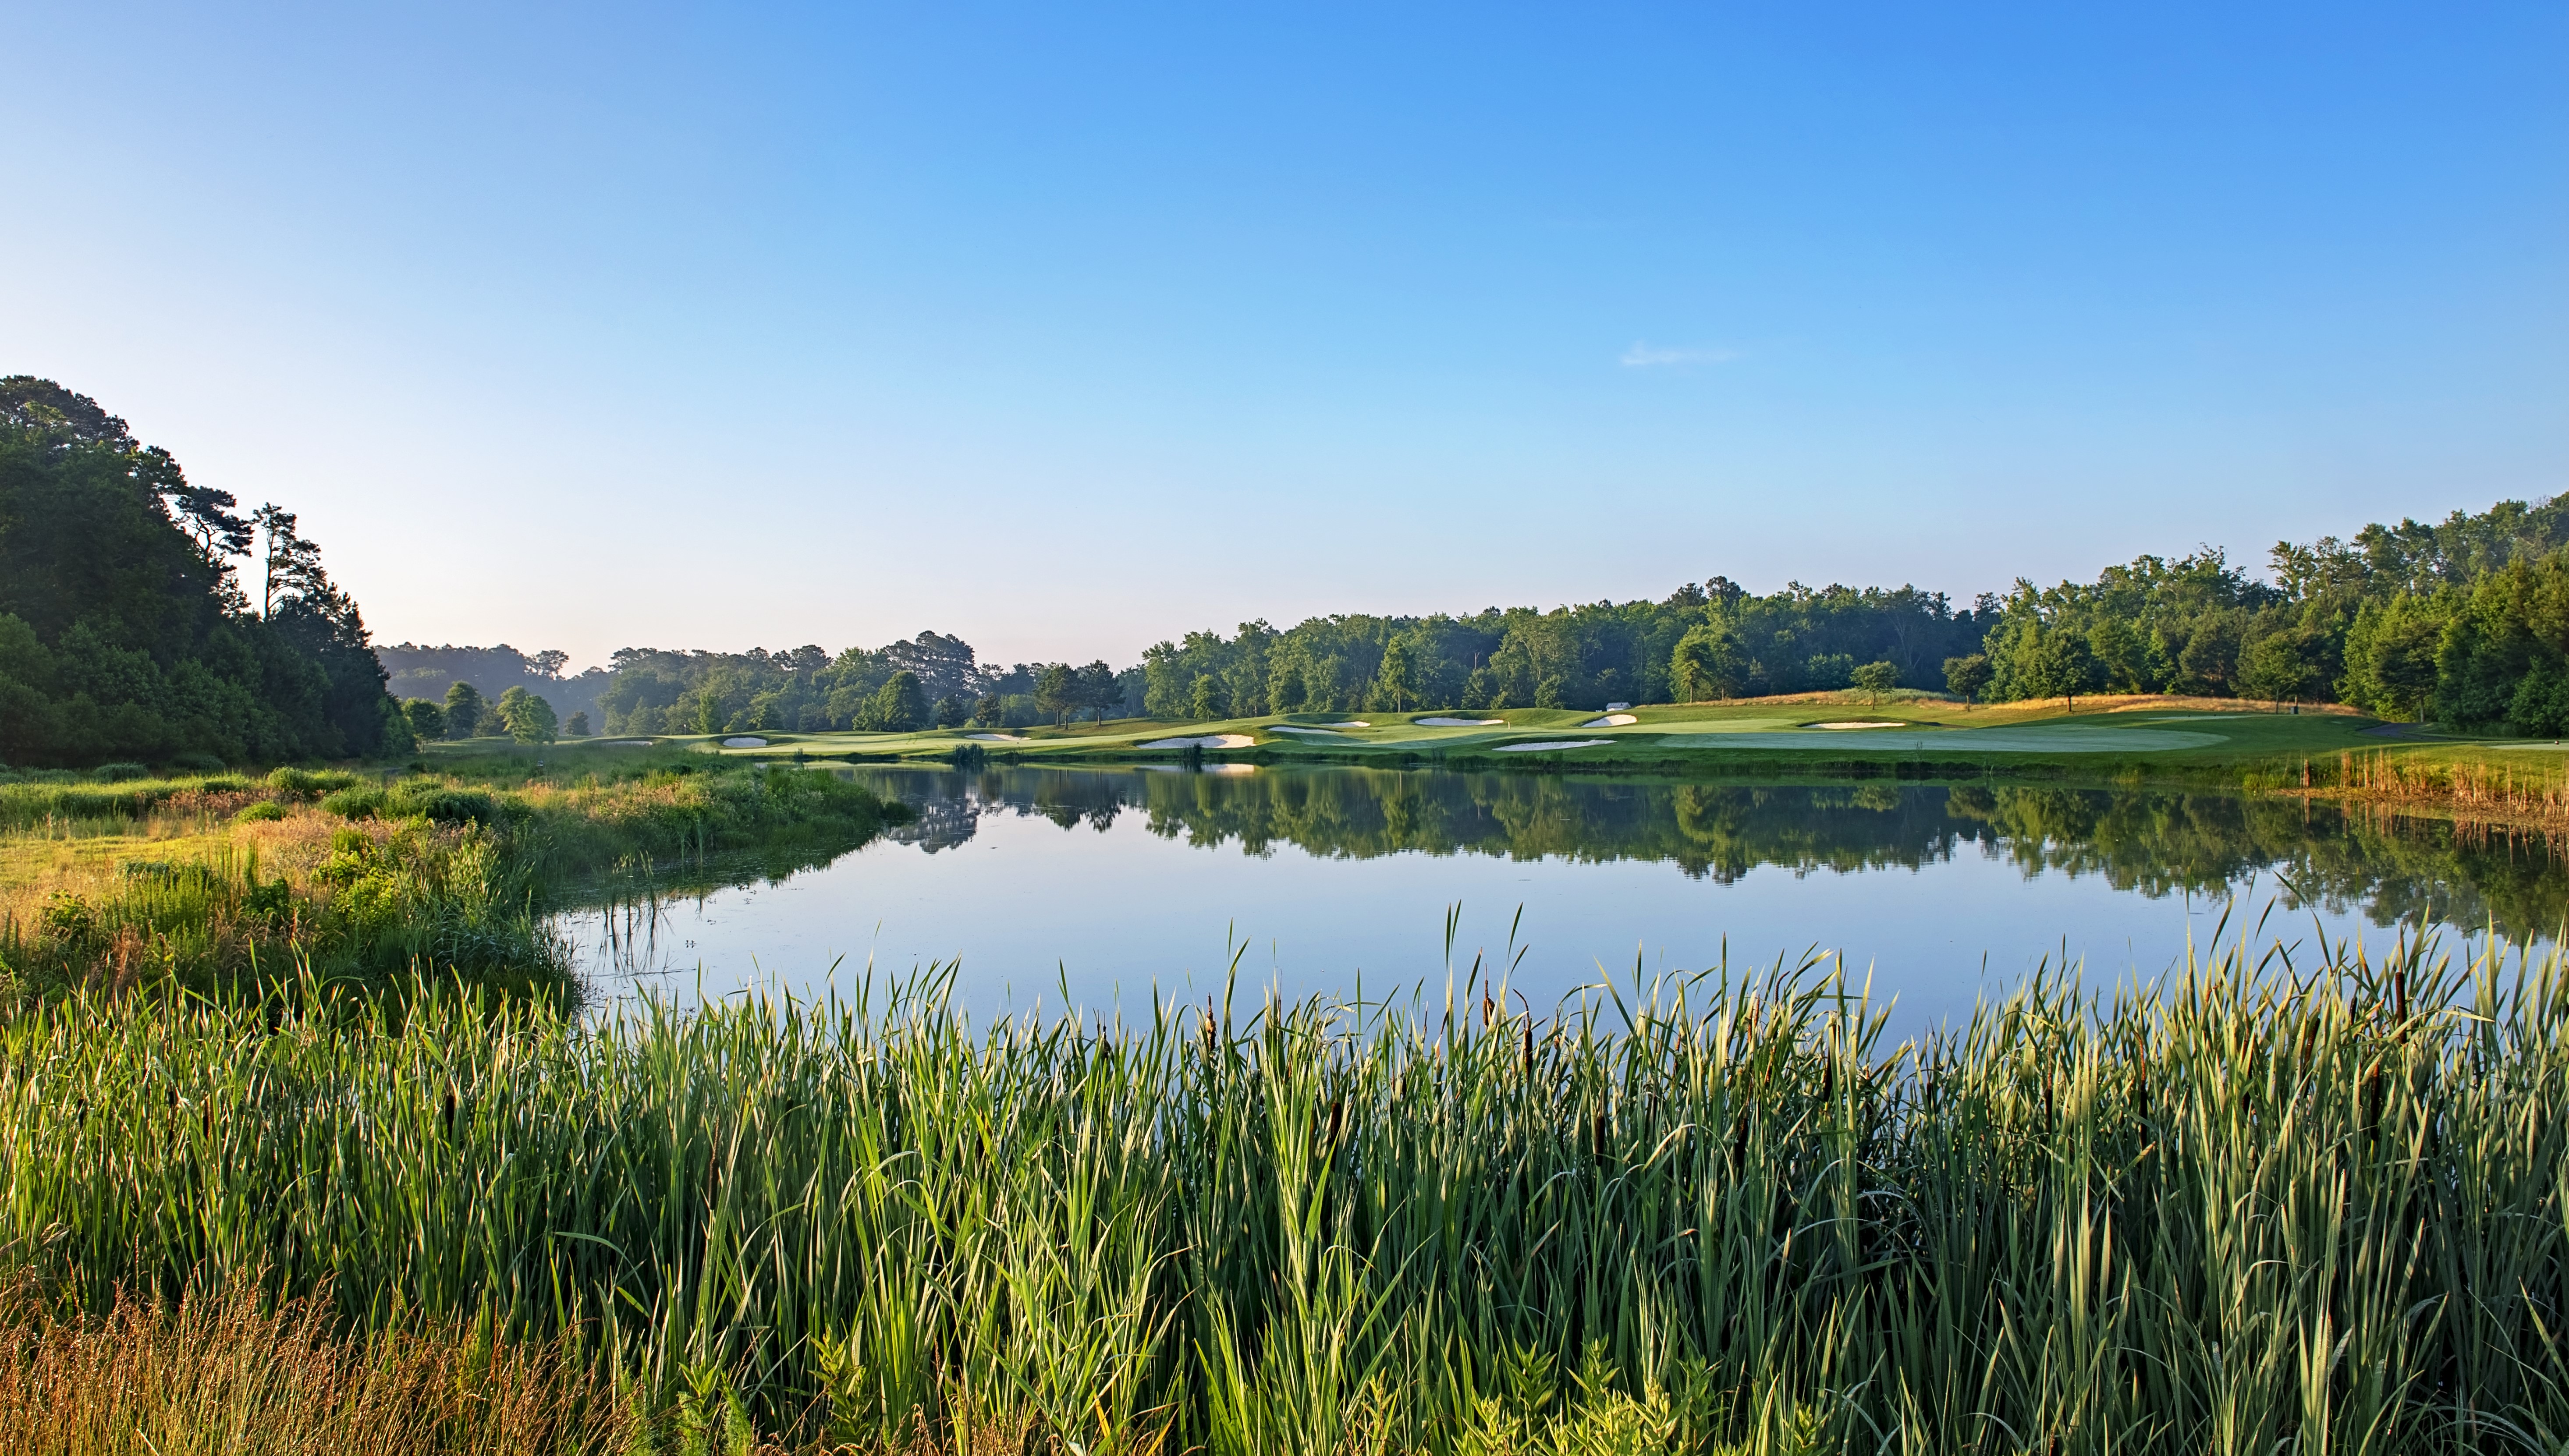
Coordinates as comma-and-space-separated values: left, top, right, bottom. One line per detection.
2, 930, 2563, 1454
2323, 750, 2569, 830
0, 1274, 634, 1456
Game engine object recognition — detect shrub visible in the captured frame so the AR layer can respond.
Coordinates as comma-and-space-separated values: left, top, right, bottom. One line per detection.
320, 787, 387, 820
266, 767, 361, 798
386, 783, 497, 827
233, 801, 286, 824
90, 762, 150, 783
168, 751, 226, 773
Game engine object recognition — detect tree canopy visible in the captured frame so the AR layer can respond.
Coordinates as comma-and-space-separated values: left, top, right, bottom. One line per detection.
0, 376, 398, 767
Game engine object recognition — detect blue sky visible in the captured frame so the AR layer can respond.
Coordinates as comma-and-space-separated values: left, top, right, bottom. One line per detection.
4, 3, 2562, 668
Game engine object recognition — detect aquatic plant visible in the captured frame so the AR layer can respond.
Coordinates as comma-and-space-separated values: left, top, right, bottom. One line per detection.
2, 922, 2561, 1452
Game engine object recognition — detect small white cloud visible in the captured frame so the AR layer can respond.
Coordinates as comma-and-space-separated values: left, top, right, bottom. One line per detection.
1619, 342, 1742, 368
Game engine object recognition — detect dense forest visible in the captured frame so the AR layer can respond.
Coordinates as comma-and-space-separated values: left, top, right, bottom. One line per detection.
12, 372, 2569, 771
0, 378, 401, 768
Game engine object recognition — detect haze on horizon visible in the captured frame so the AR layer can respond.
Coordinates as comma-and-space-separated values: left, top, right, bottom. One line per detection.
3, 1, 2562, 673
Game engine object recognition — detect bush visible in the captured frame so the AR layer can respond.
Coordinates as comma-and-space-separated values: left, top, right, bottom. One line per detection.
266, 767, 362, 798
321, 786, 387, 820
90, 763, 150, 783
233, 801, 286, 824
168, 751, 226, 773
385, 782, 497, 826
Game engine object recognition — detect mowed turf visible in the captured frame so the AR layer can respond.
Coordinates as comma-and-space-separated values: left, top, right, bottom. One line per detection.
660, 694, 2397, 774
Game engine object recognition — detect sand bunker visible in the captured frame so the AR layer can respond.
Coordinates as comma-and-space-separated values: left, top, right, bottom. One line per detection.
1494, 739, 1614, 753
1139, 733, 1257, 750
1416, 716, 1503, 727
1270, 726, 1355, 737
1138, 762, 1257, 774
1809, 721, 1909, 730
965, 732, 1026, 742
720, 736, 770, 747
1582, 713, 1638, 727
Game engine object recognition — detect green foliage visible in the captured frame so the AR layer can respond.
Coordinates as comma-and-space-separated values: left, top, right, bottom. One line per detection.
1036, 663, 1081, 727
0, 759, 908, 1003
11, 939, 2565, 1449
0, 379, 398, 768
403, 698, 447, 743
1942, 652, 1992, 703
444, 682, 488, 740
859, 671, 930, 733
498, 686, 559, 744
1848, 659, 1897, 702
564, 710, 590, 737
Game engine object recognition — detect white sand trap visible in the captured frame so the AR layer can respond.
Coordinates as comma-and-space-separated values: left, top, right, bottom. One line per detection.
1494, 739, 1614, 753
1582, 713, 1638, 727
1138, 762, 1258, 774
1416, 716, 1503, 727
1810, 721, 1909, 730
1139, 733, 1257, 750
720, 736, 769, 747
965, 732, 1026, 741
1270, 726, 1355, 737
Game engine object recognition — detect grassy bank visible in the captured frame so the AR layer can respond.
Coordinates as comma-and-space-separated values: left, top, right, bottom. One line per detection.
671, 694, 2386, 781
0, 747, 906, 1005
7, 937, 2560, 1453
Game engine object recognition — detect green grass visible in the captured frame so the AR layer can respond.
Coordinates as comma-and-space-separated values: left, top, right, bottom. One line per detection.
660, 695, 2392, 784
0, 752, 908, 1005
8, 932, 2562, 1452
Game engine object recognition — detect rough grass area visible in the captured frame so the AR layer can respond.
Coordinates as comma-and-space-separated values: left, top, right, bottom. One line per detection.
0, 754, 907, 1005
8, 938, 2561, 1452
0, 1275, 632, 1456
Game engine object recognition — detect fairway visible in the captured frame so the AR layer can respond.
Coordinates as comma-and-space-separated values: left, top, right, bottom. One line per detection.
1658, 725, 2228, 752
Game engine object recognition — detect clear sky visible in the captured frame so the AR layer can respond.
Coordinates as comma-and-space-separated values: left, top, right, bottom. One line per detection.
5, 3, 2562, 670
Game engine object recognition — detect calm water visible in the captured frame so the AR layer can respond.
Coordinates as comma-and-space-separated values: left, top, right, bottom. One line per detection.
554, 765, 2568, 1028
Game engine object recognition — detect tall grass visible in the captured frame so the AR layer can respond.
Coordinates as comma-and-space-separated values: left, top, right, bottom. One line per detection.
0, 1274, 632, 1456
3, 928, 2563, 1452
0, 760, 906, 1003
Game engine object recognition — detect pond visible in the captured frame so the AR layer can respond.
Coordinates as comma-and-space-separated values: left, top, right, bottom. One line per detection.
554, 764, 2567, 1029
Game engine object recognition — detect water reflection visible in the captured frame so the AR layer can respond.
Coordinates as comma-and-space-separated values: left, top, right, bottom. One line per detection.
836, 764, 2565, 942
555, 765, 2565, 1021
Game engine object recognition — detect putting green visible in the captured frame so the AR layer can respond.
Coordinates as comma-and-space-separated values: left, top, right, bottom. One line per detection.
1658, 725, 2227, 752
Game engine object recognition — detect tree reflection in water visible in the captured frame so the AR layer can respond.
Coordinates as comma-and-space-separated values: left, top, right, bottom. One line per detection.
841, 764, 2567, 944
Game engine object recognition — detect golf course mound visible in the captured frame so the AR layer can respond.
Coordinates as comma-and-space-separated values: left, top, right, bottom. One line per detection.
1140, 733, 1257, 749
1664, 725, 2226, 752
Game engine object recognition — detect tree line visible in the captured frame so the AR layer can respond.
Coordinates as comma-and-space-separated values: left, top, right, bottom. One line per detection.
18, 373, 2569, 774
407, 492, 2569, 742
0, 378, 402, 769
1966, 496, 2569, 725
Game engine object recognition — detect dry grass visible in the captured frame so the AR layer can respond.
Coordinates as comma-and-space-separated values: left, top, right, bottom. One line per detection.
0, 1274, 634, 1456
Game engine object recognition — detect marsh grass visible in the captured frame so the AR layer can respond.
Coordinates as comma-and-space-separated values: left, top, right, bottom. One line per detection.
0, 760, 905, 1003
0, 1272, 634, 1456
4, 917, 2563, 1452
